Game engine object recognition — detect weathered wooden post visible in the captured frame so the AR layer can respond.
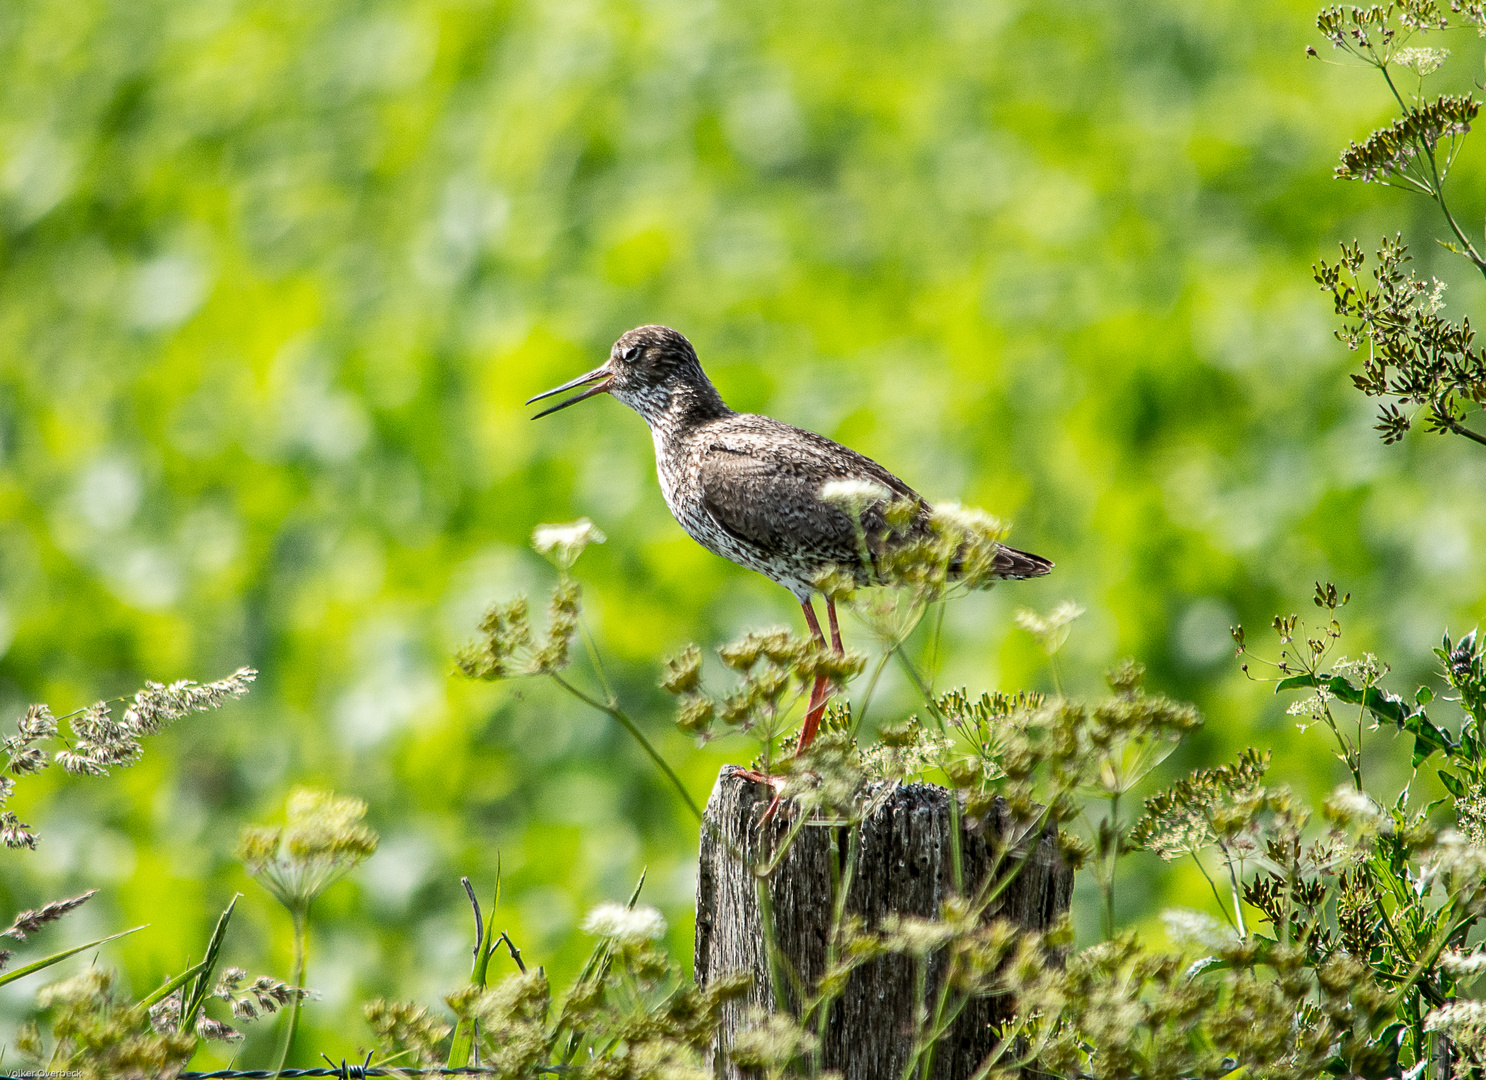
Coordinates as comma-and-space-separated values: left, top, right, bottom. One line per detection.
695, 766, 1073, 1080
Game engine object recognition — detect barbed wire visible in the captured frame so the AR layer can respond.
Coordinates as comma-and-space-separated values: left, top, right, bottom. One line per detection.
0, 1057, 567, 1079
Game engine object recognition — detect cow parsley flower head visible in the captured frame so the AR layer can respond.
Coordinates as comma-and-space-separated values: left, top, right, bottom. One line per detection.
532, 519, 605, 571
1015, 601, 1086, 655
1162, 908, 1237, 951
1442, 948, 1486, 979
581, 902, 667, 943
820, 478, 890, 518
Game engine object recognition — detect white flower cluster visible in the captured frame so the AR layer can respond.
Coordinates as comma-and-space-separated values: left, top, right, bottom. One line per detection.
1015, 600, 1085, 655
1286, 686, 1333, 729
581, 901, 667, 943
1324, 785, 1387, 831
931, 501, 1002, 538
1442, 948, 1486, 979
1393, 47, 1450, 75
1161, 908, 1237, 951
1425, 999, 1486, 1050
532, 518, 606, 571
819, 478, 890, 517
1426, 828, 1486, 887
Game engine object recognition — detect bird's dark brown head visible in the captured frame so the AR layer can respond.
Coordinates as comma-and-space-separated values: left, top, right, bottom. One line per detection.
527, 324, 728, 427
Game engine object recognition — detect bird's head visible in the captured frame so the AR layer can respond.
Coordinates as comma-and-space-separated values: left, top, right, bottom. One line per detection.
527, 325, 720, 425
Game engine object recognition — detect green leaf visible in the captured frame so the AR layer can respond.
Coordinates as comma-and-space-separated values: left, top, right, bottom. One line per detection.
1416, 685, 1434, 706
1438, 769, 1466, 798
0, 925, 146, 989
1276, 672, 1455, 765
137, 959, 209, 1012
180, 894, 238, 1035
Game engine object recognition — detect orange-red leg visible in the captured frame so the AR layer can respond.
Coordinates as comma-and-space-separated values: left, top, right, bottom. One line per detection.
795, 597, 848, 754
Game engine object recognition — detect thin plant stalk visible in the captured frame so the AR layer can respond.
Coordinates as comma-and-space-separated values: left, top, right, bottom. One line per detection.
271, 907, 308, 1080
850, 649, 894, 738
550, 673, 703, 821
1101, 791, 1120, 938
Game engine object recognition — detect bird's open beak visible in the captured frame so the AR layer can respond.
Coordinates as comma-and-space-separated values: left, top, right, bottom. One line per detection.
527, 364, 614, 419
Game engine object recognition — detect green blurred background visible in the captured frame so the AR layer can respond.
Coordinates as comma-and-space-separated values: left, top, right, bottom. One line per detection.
0, 0, 1483, 1067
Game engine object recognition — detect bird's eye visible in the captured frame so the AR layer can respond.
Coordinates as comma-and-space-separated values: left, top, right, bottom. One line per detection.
620, 345, 640, 362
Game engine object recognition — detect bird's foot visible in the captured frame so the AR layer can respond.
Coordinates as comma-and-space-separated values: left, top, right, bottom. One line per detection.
727, 765, 789, 825
728, 765, 785, 790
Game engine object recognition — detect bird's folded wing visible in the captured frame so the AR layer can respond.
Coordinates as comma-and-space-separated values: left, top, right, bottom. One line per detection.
697, 429, 919, 561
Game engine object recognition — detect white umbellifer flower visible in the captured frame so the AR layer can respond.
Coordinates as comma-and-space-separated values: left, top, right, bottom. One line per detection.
1442, 948, 1486, 978
1425, 1000, 1486, 1050
531, 518, 606, 570
581, 901, 667, 943
1393, 47, 1449, 76
1427, 828, 1486, 885
931, 501, 1002, 537
1325, 784, 1384, 825
819, 478, 890, 517
1014, 600, 1085, 655
1161, 908, 1236, 951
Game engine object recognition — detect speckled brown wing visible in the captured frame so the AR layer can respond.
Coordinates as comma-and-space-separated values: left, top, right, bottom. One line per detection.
696, 419, 926, 567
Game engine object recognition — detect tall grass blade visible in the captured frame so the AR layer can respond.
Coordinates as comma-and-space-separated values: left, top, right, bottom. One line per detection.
0, 925, 145, 989
136, 959, 208, 1012
180, 894, 238, 1034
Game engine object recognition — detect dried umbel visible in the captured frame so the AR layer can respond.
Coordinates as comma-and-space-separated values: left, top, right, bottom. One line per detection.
1313, 3, 1486, 447
1129, 748, 1271, 860
363, 999, 452, 1066
456, 584, 584, 680
39, 969, 196, 1080
237, 788, 378, 914
663, 626, 864, 751
1317, 237, 1486, 444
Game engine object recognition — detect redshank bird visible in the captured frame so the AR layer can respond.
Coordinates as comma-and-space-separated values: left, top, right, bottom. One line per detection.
528, 325, 1052, 749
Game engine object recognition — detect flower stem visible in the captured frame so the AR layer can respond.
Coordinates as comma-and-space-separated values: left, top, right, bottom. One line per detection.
271, 906, 308, 1080
550, 674, 703, 821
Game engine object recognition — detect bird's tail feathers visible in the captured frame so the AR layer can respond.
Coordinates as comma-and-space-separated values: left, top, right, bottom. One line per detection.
991, 544, 1054, 581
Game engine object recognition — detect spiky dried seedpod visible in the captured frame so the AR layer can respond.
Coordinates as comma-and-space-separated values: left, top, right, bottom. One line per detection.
1336, 94, 1478, 184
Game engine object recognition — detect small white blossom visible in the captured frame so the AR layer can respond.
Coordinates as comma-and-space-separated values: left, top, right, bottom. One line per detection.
532, 519, 606, 571
1442, 948, 1486, 979
1015, 600, 1085, 655
1161, 908, 1237, 951
931, 502, 1003, 538
1425, 1000, 1486, 1049
581, 901, 667, 943
1324, 785, 1386, 829
1394, 47, 1450, 75
820, 479, 890, 517
1426, 829, 1486, 889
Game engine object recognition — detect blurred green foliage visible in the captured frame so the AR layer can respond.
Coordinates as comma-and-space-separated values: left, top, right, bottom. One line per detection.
0, 0, 1483, 1068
